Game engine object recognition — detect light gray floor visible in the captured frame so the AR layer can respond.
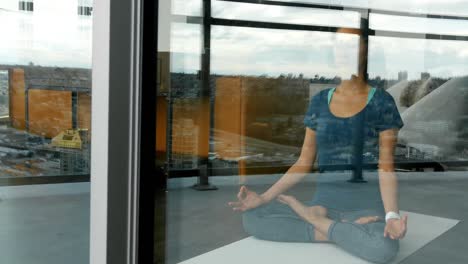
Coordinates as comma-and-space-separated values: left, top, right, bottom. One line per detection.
166, 172, 468, 264
1, 172, 467, 264
0, 183, 90, 264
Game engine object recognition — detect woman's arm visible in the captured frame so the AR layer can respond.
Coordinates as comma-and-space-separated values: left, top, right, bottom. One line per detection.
260, 127, 318, 202
378, 128, 408, 240
378, 128, 400, 214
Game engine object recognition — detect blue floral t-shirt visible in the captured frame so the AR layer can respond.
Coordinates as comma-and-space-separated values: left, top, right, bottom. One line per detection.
304, 87, 404, 211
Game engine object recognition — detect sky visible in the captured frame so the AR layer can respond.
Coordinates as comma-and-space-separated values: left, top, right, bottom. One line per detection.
0, 0, 92, 68
168, 0, 468, 79
1, 0, 468, 79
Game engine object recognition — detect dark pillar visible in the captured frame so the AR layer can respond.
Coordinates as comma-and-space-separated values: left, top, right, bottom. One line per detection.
193, 0, 217, 190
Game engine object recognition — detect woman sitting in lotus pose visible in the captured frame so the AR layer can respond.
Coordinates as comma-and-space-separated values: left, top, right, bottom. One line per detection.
229, 28, 408, 264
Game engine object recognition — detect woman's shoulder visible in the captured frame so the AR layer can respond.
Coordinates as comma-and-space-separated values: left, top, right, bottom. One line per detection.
312, 87, 335, 99
372, 87, 396, 103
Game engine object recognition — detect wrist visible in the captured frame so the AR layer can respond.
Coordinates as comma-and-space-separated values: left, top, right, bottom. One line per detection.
385, 211, 401, 223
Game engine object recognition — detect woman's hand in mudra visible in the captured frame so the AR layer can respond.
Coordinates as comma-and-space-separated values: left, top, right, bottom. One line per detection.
228, 186, 266, 212
384, 215, 408, 240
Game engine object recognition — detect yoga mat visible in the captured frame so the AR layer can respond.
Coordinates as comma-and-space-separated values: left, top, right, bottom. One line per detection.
179, 211, 459, 264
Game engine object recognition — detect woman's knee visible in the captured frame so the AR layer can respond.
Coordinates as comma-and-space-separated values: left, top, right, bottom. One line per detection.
365, 238, 399, 264
241, 209, 260, 236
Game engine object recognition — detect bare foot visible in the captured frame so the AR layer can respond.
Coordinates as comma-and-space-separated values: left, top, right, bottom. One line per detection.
277, 194, 327, 222
277, 195, 331, 241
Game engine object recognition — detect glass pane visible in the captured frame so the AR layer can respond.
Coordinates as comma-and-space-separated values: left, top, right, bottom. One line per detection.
369, 37, 468, 80
370, 13, 468, 36
369, 36, 468, 163
170, 23, 202, 74
0, 0, 92, 262
265, 0, 468, 16
211, 26, 359, 78
213, 0, 360, 28
172, 0, 202, 16
157, 1, 468, 264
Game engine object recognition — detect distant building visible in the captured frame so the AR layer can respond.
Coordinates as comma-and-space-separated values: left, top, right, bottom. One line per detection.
18, 0, 33, 12
0, 0, 93, 16
421, 72, 430, 80
78, 0, 93, 16
398, 71, 408, 81
399, 76, 468, 159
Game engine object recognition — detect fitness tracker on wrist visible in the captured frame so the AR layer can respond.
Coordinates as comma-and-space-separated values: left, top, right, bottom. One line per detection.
385, 211, 401, 222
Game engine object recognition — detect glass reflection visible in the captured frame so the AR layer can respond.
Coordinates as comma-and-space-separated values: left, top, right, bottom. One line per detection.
161, 1, 468, 263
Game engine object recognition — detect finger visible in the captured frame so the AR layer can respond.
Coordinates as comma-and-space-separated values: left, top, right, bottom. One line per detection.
400, 227, 408, 238
232, 207, 244, 212
232, 205, 246, 211
388, 231, 398, 239
395, 231, 402, 239
388, 229, 398, 239
400, 215, 407, 227
237, 186, 246, 200
402, 215, 408, 227
243, 185, 251, 194
237, 190, 242, 201
400, 217, 408, 235
228, 201, 242, 207
385, 226, 398, 238
398, 230, 405, 239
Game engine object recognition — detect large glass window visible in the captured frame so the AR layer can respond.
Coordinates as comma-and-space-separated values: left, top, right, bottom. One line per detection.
0, 0, 92, 262
0, 0, 92, 178
156, 0, 468, 263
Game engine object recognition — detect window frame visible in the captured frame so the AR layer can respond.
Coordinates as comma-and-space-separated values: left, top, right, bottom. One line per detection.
90, 0, 158, 263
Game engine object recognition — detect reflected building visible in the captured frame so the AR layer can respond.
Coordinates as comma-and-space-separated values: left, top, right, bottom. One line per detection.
421, 72, 431, 81
388, 76, 447, 114
386, 80, 409, 113
213, 76, 308, 172
398, 76, 468, 161
0, 71, 8, 117
398, 71, 408, 81
0, 65, 91, 176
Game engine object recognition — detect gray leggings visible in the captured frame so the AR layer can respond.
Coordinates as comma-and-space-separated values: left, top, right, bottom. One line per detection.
242, 200, 399, 264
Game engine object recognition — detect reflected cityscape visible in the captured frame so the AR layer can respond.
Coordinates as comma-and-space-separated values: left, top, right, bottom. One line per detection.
1, 62, 466, 177
0, 65, 91, 177
159, 69, 468, 173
